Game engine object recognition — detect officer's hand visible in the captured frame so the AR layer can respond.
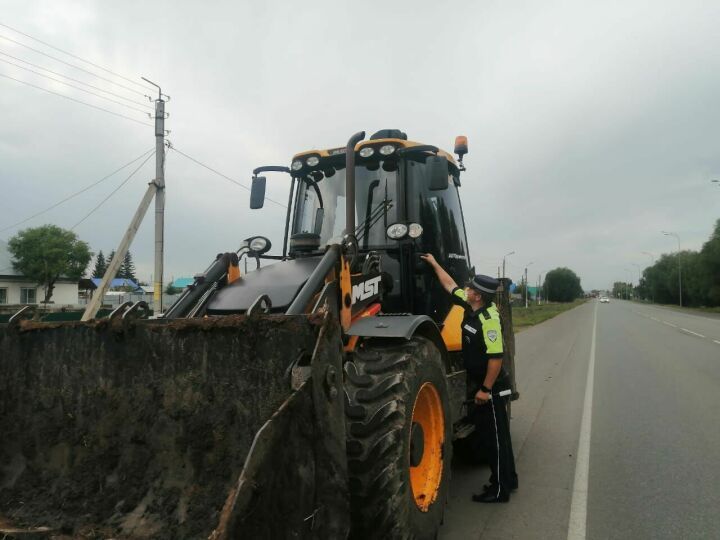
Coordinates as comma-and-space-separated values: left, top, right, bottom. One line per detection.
474, 389, 491, 404
420, 253, 437, 266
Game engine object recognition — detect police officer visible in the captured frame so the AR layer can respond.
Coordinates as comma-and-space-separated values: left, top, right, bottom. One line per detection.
420, 254, 518, 503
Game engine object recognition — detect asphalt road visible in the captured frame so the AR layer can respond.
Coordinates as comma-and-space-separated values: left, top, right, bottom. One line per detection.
439, 299, 720, 540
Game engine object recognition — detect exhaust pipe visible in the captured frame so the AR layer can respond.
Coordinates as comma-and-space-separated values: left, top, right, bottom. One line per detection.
344, 131, 365, 235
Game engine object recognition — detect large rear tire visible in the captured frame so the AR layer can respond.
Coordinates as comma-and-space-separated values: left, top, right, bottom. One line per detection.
344, 336, 452, 540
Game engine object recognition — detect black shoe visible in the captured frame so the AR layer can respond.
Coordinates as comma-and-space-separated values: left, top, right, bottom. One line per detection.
472, 490, 510, 503
483, 481, 518, 492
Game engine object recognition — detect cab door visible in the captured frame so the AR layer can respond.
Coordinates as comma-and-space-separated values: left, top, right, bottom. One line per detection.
405, 156, 472, 323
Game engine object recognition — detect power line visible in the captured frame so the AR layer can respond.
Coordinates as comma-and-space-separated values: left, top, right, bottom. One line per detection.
71, 151, 156, 230
0, 72, 152, 127
0, 21, 152, 92
0, 57, 151, 114
169, 146, 288, 209
0, 33, 148, 97
0, 50, 152, 109
0, 148, 155, 234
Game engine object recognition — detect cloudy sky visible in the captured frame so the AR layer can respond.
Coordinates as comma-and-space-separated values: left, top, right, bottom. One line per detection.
1, 0, 719, 290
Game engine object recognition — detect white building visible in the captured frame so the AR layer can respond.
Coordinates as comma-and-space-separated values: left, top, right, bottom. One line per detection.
0, 240, 79, 306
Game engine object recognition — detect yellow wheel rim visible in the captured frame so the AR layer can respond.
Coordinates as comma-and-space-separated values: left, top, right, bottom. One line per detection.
409, 382, 445, 511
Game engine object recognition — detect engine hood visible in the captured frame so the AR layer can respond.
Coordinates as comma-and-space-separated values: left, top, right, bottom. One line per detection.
206, 256, 321, 314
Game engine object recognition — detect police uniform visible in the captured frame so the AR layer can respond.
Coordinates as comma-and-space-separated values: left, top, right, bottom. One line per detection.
450, 275, 518, 502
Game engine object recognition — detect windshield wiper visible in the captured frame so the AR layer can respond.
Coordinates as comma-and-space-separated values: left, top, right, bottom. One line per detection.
355, 198, 393, 245
361, 180, 380, 249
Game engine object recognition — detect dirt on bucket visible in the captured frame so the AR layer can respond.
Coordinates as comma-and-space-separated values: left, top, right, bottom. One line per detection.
0, 314, 321, 539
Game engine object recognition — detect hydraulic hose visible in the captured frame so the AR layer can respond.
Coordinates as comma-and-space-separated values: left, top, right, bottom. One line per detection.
344, 131, 365, 235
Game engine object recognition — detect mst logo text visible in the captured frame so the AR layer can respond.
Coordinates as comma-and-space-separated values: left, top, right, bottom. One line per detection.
352, 275, 382, 304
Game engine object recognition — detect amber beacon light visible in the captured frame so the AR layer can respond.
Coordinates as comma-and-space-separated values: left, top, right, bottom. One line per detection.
454, 135, 468, 170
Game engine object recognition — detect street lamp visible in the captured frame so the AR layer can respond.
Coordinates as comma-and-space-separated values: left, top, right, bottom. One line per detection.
661, 231, 682, 307
502, 251, 515, 279
524, 261, 534, 308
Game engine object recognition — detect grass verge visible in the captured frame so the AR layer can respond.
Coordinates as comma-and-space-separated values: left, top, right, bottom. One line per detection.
512, 299, 587, 331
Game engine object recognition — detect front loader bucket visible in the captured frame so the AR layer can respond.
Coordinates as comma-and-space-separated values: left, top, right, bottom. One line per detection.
0, 314, 348, 539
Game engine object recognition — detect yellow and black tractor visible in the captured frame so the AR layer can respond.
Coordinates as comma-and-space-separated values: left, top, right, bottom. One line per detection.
0, 129, 516, 539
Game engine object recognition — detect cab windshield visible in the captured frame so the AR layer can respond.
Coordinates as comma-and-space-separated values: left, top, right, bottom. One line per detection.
291, 161, 398, 250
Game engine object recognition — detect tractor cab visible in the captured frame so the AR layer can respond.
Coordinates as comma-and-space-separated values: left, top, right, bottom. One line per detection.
243, 129, 473, 322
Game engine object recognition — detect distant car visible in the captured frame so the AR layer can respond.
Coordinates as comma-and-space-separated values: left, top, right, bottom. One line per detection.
600, 296, 610, 303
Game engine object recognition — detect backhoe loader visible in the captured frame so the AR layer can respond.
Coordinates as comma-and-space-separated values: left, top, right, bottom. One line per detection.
0, 129, 516, 539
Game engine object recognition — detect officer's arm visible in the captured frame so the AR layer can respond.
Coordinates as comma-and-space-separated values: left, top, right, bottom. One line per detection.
420, 253, 457, 293
483, 359, 503, 391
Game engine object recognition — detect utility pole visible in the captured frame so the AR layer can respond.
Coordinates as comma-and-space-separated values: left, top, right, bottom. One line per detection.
502, 251, 515, 279
144, 78, 167, 315
524, 261, 534, 308
81, 79, 168, 321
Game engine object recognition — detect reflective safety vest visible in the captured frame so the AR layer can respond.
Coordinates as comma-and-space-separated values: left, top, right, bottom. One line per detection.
451, 288, 505, 383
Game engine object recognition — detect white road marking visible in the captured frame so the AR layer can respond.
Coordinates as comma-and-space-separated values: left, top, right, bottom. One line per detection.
567, 301, 597, 540
644, 303, 720, 322
652, 317, 711, 341
713, 340, 720, 346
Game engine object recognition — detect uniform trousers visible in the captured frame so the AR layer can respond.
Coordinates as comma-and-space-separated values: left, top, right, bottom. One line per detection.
472, 394, 518, 494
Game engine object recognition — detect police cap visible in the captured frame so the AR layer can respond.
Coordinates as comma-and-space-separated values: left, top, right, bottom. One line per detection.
467, 274, 500, 294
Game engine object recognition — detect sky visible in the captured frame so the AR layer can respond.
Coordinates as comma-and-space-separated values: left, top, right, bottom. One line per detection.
1, 0, 719, 290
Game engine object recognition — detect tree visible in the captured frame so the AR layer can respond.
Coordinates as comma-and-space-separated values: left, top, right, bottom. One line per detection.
543, 267, 583, 302
700, 219, 720, 305
119, 251, 138, 282
612, 281, 632, 299
637, 220, 720, 307
107, 250, 117, 269
92, 250, 107, 278
8, 225, 92, 303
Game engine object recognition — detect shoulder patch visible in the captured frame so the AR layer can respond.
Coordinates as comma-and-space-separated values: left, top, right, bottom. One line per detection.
487, 329, 498, 342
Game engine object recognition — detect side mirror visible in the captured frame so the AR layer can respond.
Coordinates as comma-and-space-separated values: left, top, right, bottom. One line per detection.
250, 176, 266, 209
427, 155, 449, 191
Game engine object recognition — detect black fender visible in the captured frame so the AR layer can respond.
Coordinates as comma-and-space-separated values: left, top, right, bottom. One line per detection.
347, 315, 450, 372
